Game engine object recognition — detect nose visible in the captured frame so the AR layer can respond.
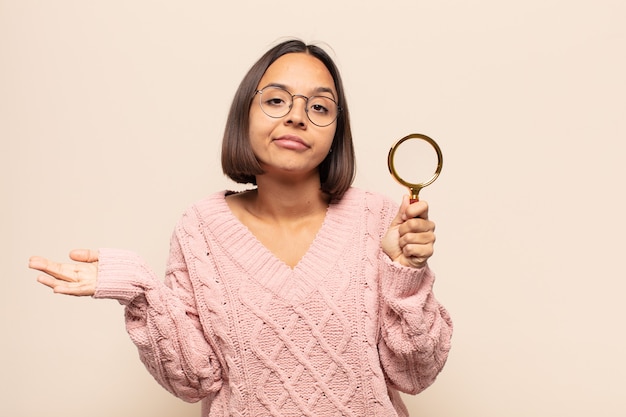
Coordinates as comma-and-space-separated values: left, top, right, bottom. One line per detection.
285, 95, 308, 126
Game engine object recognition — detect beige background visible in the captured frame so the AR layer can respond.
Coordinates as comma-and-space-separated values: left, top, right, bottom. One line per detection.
2, 0, 625, 416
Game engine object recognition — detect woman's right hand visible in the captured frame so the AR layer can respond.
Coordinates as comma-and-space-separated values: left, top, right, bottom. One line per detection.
29, 249, 99, 296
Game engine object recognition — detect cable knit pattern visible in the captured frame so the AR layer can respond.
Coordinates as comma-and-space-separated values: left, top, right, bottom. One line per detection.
94, 188, 452, 417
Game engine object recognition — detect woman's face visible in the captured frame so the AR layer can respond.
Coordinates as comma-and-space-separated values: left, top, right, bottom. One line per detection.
248, 53, 338, 182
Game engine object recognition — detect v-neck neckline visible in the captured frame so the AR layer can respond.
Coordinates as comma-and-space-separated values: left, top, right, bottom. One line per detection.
202, 189, 360, 303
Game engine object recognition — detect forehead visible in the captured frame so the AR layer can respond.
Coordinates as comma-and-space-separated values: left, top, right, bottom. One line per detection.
258, 53, 336, 94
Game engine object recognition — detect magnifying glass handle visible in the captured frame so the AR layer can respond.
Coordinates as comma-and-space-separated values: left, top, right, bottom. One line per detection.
409, 187, 420, 204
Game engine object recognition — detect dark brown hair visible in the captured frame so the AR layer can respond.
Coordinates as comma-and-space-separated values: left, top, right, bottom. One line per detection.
221, 39, 355, 200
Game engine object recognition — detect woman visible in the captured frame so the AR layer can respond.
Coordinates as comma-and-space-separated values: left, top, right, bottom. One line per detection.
29, 39, 453, 417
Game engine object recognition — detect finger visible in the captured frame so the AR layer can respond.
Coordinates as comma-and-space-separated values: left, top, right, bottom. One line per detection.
38, 274, 94, 296
391, 195, 412, 227
405, 200, 429, 220
36, 273, 59, 290
29, 257, 81, 283
69, 249, 99, 263
399, 218, 436, 237
399, 230, 436, 247
28, 256, 64, 276
403, 243, 434, 263
52, 281, 95, 297
28, 256, 49, 271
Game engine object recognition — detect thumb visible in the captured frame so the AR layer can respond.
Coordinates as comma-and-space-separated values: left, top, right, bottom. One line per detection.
389, 194, 411, 228
69, 249, 99, 263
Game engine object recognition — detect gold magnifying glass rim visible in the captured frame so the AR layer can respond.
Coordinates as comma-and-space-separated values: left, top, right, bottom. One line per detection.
387, 133, 443, 197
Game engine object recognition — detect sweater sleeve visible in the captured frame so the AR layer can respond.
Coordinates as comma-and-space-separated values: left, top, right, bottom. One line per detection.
93, 233, 223, 403
377, 256, 453, 395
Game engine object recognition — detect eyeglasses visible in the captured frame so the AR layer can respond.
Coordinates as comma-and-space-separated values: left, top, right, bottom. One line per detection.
255, 86, 341, 127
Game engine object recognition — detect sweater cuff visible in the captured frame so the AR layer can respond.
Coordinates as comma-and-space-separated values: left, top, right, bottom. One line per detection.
380, 253, 433, 298
93, 248, 152, 304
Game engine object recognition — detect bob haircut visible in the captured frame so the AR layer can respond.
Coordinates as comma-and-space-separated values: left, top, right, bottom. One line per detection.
221, 39, 356, 200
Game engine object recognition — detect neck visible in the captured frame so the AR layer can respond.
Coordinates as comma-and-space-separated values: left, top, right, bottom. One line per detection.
250, 173, 330, 221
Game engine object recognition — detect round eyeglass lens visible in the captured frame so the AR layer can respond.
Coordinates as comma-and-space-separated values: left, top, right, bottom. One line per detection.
258, 87, 291, 118
306, 95, 338, 127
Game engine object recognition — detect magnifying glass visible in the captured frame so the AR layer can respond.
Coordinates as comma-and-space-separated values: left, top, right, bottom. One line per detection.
387, 133, 443, 203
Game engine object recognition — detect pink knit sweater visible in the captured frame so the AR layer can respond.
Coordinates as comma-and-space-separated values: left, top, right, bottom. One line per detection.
94, 188, 452, 417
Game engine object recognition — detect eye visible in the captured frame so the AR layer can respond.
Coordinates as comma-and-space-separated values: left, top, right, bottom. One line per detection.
265, 97, 286, 107
309, 97, 334, 114
261, 87, 291, 108
310, 103, 329, 114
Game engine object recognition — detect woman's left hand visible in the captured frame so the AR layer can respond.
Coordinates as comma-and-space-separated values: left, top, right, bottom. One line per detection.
381, 195, 436, 268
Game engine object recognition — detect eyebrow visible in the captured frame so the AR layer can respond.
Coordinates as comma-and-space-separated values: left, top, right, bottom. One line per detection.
260, 83, 337, 100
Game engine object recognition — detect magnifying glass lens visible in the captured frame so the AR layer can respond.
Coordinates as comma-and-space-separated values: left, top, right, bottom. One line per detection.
392, 138, 440, 185
388, 133, 443, 202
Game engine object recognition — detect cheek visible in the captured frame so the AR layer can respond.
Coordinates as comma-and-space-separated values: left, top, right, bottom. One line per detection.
324, 127, 337, 149
248, 106, 273, 138
247, 113, 263, 147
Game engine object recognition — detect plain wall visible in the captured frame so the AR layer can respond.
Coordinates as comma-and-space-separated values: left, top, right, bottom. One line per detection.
2, 0, 625, 416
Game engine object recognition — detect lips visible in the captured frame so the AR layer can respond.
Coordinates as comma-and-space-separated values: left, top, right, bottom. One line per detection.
272, 135, 310, 151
